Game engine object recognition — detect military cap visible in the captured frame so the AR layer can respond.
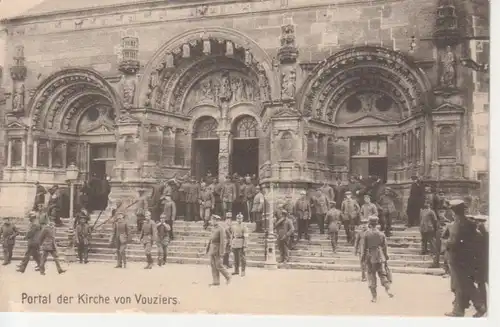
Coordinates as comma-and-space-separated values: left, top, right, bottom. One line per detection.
360, 218, 369, 224
236, 212, 244, 219
28, 211, 37, 217
225, 212, 233, 218
300, 190, 307, 195
160, 213, 167, 219
368, 215, 379, 223
281, 209, 288, 214
329, 200, 336, 205
345, 191, 352, 195
211, 214, 222, 220
448, 199, 465, 207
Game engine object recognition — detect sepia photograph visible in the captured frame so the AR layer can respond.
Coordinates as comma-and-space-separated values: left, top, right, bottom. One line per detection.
0, 0, 492, 320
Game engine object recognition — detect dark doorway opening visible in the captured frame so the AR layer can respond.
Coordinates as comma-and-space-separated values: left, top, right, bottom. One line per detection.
231, 139, 259, 178
368, 157, 388, 183
88, 144, 115, 212
193, 139, 219, 180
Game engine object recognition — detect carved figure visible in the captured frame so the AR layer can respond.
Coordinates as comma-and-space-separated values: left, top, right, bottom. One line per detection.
281, 70, 296, 99
218, 71, 232, 102
231, 77, 243, 102
199, 80, 214, 101
258, 69, 270, 101
12, 84, 25, 113
122, 77, 136, 109
440, 46, 457, 88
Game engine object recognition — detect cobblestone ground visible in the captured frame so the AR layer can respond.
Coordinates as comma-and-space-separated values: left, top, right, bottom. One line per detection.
0, 261, 473, 316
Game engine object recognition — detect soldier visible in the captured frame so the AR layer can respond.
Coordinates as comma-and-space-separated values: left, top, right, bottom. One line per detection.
276, 209, 294, 263
17, 212, 41, 273
231, 212, 248, 276
150, 181, 165, 222
244, 176, 256, 222
38, 220, 66, 275
221, 175, 237, 219
325, 200, 342, 252
361, 216, 394, 302
341, 191, 360, 244
222, 213, 233, 269
1, 217, 19, 265
420, 201, 438, 255
191, 178, 201, 221
333, 179, 344, 210
32, 181, 47, 210
360, 195, 378, 224
378, 187, 397, 237
136, 188, 148, 233
251, 186, 265, 233
199, 182, 215, 229
294, 190, 311, 240
354, 218, 369, 281
110, 212, 129, 268
162, 194, 176, 239
36, 203, 50, 226
47, 185, 63, 226
320, 181, 335, 203
156, 214, 171, 266
74, 216, 92, 264
73, 207, 90, 229
406, 175, 425, 227
472, 215, 488, 316
140, 211, 157, 269
314, 188, 329, 234
206, 214, 231, 286
212, 178, 223, 216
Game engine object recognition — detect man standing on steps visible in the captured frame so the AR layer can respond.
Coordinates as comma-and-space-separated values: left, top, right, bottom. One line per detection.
354, 218, 369, 281
294, 190, 311, 241
361, 216, 393, 303
206, 214, 231, 286
162, 194, 176, 240
341, 191, 360, 245
17, 212, 41, 273
251, 186, 265, 233
231, 212, 248, 276
135, 188, 148, 233
38, 220, 66, 275
420, 201, 438, 255
1, 217, 19, 265
221, 175, 237, 219
222, 213, 233, 269
32, 181, 47, 211
276, 209, 294, 263
156, 214, 171, 266
140, 211, 157, 269
199, 182, 215, 230
325, 201, 341, 253
74, 216, 92, 264
243, 176, 256, 222
314, 188, 329, 235
110, 212, 129, 268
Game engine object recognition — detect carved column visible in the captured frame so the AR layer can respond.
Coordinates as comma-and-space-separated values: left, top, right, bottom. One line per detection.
32, 140, 38, 167
113, 114, 142, 182
118, 36, 140, 112
217, 130, 231, 182
7, 140, 12, 167
9, 46, 27, 117
278, 24, 299, 103
21, 138, 26, 168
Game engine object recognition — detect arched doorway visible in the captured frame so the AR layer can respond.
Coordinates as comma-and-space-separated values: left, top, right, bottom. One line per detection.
231, 115, 259, 178
192, 116, 219, 180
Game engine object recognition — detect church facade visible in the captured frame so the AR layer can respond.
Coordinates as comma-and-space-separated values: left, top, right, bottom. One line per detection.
0, 0, 489, 217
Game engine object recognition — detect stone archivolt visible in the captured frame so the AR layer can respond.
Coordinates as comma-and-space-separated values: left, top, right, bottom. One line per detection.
298, 46, 431, 123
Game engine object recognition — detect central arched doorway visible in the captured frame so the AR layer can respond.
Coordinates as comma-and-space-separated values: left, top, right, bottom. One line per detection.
231, 115, 259, 178
192, 116, 219, 180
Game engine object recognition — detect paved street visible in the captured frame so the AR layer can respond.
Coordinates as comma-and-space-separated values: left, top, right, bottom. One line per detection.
0, 261, 473, 316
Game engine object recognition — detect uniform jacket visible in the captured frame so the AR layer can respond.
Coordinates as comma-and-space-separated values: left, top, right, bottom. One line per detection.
354, 225, 369, 256
178, 182, 189, 202
1, 223, 19, 245
111, 219, 129, 245
25, 221, 41, 247
221, 182, 237, 202
325, 208, 342, 233
320, 185, 335, 202
334, 184, 344, 207
162, 200, 177, 221
251, 192, 265, 213
230, 223, 248, 249
190, 183, 200, 204
75, 223, 92, 245
38, 224, 57, 251
34, 185, 47, 205
314, 193, 329, 215
294, 197, 311, 220
361, 203, 378, 220
420, 208, 438, 233
37, 210, 50, 226
140, 220, 157, 244
224, 222, 232, 253
150, 183, 165, 207
275, 217, 294, 241
156, 222, 171, 246
362, 227, 389, 264
207, 224, 226, 256
379, 194, 396, 214
136, 195, 149, 216
243, 183, 256, 201
199, 189, 215, 208
341, 198, 360, 221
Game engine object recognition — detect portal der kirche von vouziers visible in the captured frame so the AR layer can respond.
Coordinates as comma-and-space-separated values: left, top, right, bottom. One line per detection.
0, 0, 489, 218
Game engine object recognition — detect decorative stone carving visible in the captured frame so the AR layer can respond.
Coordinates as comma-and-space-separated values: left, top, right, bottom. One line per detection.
11, 84, 25, 114
226, 41, 234, 57
203, 38, 211, 55
439, 45, 457, 89
438, 125, 456, 158
281, 68, 296, 100
278, 24, 298, 64
278, 131, 294, 161
218, 70, 233, 103
258, 65, 270, 102
433, 0, 460, 45
9, 46, 27, 116
119, 36, 140, 111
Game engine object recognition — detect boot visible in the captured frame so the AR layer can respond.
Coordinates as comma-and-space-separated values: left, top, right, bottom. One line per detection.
384, 284, 394, 298
115, 261, 122, 268
370, 288, 377, 303
241, 270, 245, 277
123, 256, 127, 268
147, 255, 153, 269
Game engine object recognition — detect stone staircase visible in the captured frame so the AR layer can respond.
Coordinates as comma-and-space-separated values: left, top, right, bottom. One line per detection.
0, 215, 444, 275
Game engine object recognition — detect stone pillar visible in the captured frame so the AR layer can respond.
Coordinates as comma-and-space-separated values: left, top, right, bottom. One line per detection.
32, 140, 38, 167
7, 139, 12, 167
114, 114, 143, 182
21, 138, 26, 168
217, 130, 231, 181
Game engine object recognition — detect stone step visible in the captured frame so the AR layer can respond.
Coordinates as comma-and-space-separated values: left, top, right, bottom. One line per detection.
287, 256, 441, 268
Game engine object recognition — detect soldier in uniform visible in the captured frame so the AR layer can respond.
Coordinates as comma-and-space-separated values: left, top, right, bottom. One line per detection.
47, 185, 63, 226
354, 218, 369, 281
212, 178, 223, 216
378, 187, 397, 237
206, 214, 231, 286
320, 181, 335, 203
140, 211, 157, 269
231, 212, 248, 276
221, 175, 237, 219
162, 194, 176, 239
244, 176, 256, 222
325, 201, 342, 252
110, 212, 129, 268
150, 181, 165, 222
36, 203, 50, 226
251, 186, 265, 232
276, 209, 294, 263
73, 207, 90, 229
38, 220, 66, 275
222, 213, 233, 268
74, 216, 92, 264
17, 212, 41, 273
294, 190, 311, 240
420, 201, 438, 255
32, 181, 47, 210
341, 191, 360, 244
314, 188, 329, 234
199, 182, 215, 229
156, 214, 171, 266
136, 188, 148, 233
361, 216, 393, 302
1, 217, 19, 265
333, 179, 344, 210
360, 195, 378, 224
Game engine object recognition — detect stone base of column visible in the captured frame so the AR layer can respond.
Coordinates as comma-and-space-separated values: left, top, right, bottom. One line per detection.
113, 162, 142, 182
264, 232, 278, 270
0, 181, 34, 218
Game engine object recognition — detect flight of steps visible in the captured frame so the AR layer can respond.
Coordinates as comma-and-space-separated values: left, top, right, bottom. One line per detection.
0, 215, 444, 275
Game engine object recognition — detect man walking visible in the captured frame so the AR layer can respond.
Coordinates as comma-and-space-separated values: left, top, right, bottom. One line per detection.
251, 186, 265, 233
276, 209, 294, 263
341, 191, 360, 244
231, 212, 248, 276
140, 211, 157, 269
420, 201, 438, 255
156, 214, 171, 266
74, 216, 92, 264
294, 190, 311, 240
325, 201, 342, 252
1, 217, 19, 265
354, 218, 369, 281
110, 213, 129, 268
314, 188, 329, 234
17, 212, 41, 273
162, 194, 176, 239
38, 221, 66, 275
206, 214, 231, 286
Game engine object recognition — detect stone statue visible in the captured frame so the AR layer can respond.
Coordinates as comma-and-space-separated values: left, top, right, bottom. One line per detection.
12, 83, 25, 113
281, 69, 296, 99
121, 77, 136, 109
440, 46, 457, 88
218, 71, 232, 102
199, 80, 214, 101
231, 77, 243, 102
258, 69, 270, 101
